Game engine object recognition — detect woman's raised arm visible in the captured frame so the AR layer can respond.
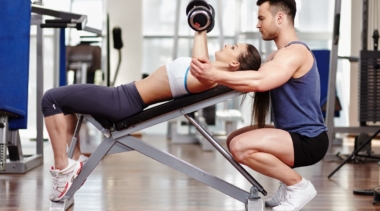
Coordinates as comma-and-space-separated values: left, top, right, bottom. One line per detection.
192, 31, 209, 59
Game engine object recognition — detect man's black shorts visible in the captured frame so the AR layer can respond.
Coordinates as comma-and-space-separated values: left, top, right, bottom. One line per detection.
290, 131, 329, 168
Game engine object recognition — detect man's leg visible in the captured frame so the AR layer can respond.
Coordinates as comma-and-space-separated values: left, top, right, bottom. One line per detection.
226, 125, 274, 152
229, 128, 300, 184
227, 126, 293, 207
229, 128, 316, 210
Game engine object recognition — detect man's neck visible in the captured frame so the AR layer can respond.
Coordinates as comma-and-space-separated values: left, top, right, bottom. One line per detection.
274, 27, 298, 49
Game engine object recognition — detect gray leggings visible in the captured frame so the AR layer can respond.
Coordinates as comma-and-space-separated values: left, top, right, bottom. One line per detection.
41, 82, 146, 122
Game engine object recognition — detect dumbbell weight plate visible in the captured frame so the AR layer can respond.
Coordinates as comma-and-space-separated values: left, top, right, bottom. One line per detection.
188, 6, 212, 31
186, 0, 210, 15
207, 18, 215, 33
208, 4, 215, 19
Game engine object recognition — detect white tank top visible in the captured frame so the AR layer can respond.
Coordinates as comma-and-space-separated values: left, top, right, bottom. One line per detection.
166, 57, 192, 98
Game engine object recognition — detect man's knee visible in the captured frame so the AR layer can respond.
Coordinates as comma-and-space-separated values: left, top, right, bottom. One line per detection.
226, 134, 235, 152
229, 137, 249, 163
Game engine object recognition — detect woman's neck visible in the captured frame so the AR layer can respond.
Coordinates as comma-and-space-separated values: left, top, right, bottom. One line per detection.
211, 60, 231, 71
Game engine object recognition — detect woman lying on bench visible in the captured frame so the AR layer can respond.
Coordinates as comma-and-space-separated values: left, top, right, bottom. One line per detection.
41, 28, 262, 201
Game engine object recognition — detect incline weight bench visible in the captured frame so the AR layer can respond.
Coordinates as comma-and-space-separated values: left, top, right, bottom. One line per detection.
49, 86, 267, 211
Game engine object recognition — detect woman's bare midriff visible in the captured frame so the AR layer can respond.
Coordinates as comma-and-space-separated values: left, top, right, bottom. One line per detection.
135, 64, 216, 106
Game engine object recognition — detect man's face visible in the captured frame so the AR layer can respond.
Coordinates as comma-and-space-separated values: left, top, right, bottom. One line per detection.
256, 2, 278, 40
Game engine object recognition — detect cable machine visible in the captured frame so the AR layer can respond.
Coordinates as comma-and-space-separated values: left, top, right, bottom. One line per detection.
327, 0, 380, 178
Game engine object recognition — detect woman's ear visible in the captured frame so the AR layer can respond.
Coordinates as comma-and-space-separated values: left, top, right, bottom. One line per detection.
229, 61, 240, 71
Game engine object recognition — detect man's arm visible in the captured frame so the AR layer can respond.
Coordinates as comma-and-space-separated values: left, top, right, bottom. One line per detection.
191, 46, 306, 92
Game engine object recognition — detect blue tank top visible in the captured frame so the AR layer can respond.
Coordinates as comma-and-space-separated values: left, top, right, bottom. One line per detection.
270, 41, 327, 137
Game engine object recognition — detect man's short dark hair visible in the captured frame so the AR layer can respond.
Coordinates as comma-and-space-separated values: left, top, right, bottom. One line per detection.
256, 0, 297, 24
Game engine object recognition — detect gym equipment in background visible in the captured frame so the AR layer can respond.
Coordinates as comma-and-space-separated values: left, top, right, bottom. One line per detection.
66, 42, 101, 84
111, 27, 123, 87
0, 1, 38, 173
0, 1, 95, 174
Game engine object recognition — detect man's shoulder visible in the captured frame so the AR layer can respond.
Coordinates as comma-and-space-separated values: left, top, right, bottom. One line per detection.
275, 45, 309, 60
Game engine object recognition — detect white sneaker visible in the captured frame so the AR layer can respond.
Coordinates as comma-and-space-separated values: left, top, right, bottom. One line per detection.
78, 155, 89, 165
49, 158, 83, 202
272, 181, 317, 211
265, 182, 287, 207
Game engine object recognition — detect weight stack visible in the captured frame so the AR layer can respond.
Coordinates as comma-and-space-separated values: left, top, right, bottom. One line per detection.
359, 51, 380, 123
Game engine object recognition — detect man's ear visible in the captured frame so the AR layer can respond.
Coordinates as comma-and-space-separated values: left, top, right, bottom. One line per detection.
229, 61, 240, 71
277, 12, 285, 24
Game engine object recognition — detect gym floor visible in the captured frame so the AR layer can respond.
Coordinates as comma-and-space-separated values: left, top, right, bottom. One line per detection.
0, 134, 379, 211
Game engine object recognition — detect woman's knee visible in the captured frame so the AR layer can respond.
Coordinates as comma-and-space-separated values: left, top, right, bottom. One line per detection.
41, 88, 64, 117
41, 89, 55, 114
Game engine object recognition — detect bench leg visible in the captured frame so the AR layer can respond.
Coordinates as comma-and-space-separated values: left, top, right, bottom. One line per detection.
246, 187, 264, 211
67, 114, 84, 159
49, 197, 74, 211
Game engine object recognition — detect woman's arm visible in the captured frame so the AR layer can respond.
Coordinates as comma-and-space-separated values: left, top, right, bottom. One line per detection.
192, 31, 209, 59
190, 30, 215, 87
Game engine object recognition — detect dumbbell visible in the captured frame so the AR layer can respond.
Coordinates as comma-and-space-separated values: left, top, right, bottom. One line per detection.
186, 0, 215, 32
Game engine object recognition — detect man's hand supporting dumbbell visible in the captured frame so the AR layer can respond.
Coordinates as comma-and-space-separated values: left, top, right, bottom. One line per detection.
186, 0, 215, 33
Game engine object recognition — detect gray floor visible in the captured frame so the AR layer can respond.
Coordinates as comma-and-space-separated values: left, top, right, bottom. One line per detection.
1, 133, 380, 211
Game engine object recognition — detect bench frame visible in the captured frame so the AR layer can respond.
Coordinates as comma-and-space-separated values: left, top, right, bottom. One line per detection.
49, 87, 267, 211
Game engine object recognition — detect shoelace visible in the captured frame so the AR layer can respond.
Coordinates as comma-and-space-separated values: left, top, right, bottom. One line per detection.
52, 173, 59, 190
279, 189, 297, 207
52, 171, 67, 192
280, 190, 297, 207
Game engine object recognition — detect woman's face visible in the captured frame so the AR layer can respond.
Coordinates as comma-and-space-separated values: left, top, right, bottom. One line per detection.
215, 43, 247, 64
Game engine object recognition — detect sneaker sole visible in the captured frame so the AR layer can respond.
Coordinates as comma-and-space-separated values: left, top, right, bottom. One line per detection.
55, 162, 83, 201
265, 201, 279, 207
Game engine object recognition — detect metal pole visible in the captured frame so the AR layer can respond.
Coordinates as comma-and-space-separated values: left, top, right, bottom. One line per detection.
325, 0, 341, 160
59, 29, 66, 86
67, 115, 84, 158
234, 0, 242, 45
362, 0, 369, 51
53, 29, 60, 88
172, 0, 181, 59
184, 114, 267, 196
36, 17, 44, 155
216, 0, 224, 49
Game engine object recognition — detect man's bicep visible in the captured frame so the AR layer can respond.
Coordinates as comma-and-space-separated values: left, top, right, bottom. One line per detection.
270, 49, 302, 75
258, 62, 293, 90
265, 51, 277, 62
258, 53, 300, 90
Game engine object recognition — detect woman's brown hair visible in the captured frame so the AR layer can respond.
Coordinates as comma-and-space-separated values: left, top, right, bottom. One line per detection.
238, 44, 270, 128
